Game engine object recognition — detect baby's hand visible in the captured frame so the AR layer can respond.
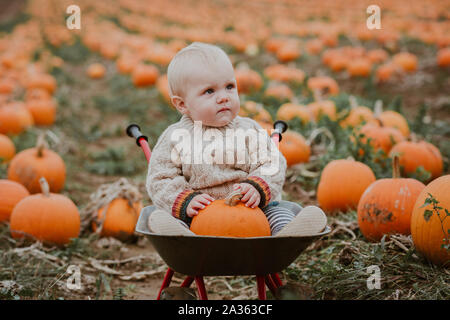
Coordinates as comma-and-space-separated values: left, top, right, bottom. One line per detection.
233, 183, 261, 208
187, 193, 215, 217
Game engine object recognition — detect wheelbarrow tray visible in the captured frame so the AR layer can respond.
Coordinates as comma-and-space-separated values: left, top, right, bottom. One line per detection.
136, 203, 330, 276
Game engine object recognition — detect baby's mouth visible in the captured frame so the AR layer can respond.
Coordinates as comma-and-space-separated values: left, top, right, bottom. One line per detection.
217, 107, 231, 113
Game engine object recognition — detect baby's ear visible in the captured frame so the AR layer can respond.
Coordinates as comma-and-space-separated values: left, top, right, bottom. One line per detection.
171, 95, 187, 114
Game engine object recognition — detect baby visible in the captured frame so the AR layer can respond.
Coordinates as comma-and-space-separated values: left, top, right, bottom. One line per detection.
146, 42, 298, 235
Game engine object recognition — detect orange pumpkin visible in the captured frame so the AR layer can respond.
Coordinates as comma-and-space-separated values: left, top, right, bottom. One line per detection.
276, 103, 311, 124
235, 69, 263, 94
132, 64, 159, 87
411, 175, 450, 266
239, 101, 272, 123
8, 135, 66, 194
340, 96, 374, 128
317, 159, 376, 214
26, 73, 57, 94
0, 133, 16, 162
0, 103, 33, 135
92, 198, 142, 240
347, 58, 372, 77
357, 156, 426, 241
307, 76, 339, 95
378, 110, 410, 137
10, 178, 80, 245
26, 99, 57, 126
278, 130, 310, 166
392, 52, 418, 72
390, 141, 443, 180
156, 74, 171, 105
307, 100, 337, 121
376, 63, 396, 82
437, 47, 450, 67
190, 190, 271, 237
264, 84, 294, 101
87, 63, 106, 79
0, 179, 30, 222
357, 122, 404, 154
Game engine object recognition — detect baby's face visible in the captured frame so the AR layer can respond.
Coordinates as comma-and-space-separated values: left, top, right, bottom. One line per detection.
179, 61, 240, 127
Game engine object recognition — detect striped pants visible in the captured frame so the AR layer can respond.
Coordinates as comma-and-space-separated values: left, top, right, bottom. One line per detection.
261, 201, 298, 235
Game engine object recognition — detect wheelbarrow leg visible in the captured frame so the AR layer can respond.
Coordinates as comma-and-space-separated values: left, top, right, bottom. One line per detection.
271, 273, 283, 287
256, 275, 266, 300
264, 275, 277, 297
195, 276, 208, 300
156, 268, 174, 300
181, 276, 194, 288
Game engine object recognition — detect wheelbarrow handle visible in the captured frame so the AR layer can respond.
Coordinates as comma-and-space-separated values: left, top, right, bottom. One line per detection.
271, 120, 288, 145
126, 124, 152, 162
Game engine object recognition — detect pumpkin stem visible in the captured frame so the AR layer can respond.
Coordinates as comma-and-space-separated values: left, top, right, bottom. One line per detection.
225, 190, 243, 206
374, 100, 383, 117
312, 88, 322, 102
392, 155, 401, 179
36, 133, 47, 157
39, 177, 50, 196
349, 95, 358, 110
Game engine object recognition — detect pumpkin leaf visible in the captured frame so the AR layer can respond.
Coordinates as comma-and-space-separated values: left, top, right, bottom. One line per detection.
423, 209, 433, 222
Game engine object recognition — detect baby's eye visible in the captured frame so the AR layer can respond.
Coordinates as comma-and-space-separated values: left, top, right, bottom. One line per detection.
204, 88, 214, 94
226, 84, 235, 90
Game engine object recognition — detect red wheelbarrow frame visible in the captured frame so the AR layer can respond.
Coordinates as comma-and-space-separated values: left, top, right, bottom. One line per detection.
127, 121, 330, 300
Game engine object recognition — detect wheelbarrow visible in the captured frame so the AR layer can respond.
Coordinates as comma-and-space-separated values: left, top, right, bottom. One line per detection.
126, 121, 331, 300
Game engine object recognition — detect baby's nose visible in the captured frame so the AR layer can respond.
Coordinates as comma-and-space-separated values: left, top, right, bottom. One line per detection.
216, 93, 229, 104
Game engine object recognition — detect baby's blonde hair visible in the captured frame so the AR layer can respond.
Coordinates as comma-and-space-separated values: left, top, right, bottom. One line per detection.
167, 42, 233, 97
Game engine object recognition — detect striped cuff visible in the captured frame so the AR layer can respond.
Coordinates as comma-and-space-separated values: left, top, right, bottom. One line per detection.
242, 176, 272, 209
171, 189, 202, 225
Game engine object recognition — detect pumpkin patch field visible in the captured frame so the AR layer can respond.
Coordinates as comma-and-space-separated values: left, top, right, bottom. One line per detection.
0, 0, 449, 300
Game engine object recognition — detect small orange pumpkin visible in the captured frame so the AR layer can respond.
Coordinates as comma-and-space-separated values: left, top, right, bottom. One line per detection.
278, 130, 310, 166
10, 178, 80, 245
0, 133, 16, 163
276, 103, 311, 124
235, 68, 263, 94
87, 63, 106, 79
132, 64, 159, 87
92, 198, 142, 240
190, 190, 271, 237
0, 179, 30, 222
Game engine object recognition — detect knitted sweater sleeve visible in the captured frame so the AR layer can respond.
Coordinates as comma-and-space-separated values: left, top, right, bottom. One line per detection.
145, 126, 200, 225
241, 119, 287, 208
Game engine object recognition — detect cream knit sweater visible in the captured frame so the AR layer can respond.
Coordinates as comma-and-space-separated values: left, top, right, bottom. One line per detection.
146, 114, 287, 224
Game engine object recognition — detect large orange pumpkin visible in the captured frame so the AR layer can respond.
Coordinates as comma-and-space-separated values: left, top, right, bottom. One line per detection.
357, 156, 426, 241
357, 122, 404, 154
0, 179, 30, 223
10, 178, 80, 245
278, 130, 310, 166
7, 136, 66, 194
411, 175, 450, 267
92, 198, 142, 240
317, 159, 376, 214
190, 190, 271, 237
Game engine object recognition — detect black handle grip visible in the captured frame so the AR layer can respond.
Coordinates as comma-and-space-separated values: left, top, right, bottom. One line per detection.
126, 124, 148, 147
271, 120, 288, 142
